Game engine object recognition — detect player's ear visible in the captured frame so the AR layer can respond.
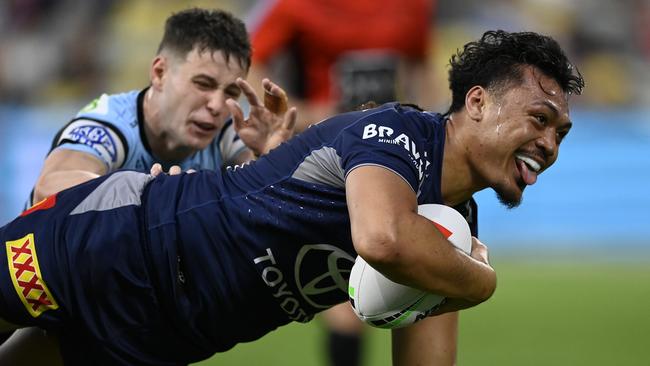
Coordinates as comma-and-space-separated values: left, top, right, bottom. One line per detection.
465, 86, 486, 122
150, 55, 167, 90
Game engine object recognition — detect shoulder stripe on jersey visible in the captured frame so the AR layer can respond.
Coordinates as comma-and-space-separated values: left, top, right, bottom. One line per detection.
292, 146, 345, 188
69, 171, 153, 215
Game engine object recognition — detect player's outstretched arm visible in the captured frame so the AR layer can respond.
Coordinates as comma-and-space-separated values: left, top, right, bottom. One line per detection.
227, 77, 297, 163
33, 149, 107, 203
345, 165, 496, 304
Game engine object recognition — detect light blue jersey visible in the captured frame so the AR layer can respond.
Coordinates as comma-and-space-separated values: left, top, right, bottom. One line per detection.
51, 89, 246, 173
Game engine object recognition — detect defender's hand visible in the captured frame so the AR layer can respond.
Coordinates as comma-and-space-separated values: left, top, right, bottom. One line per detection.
227, 78, 297, 157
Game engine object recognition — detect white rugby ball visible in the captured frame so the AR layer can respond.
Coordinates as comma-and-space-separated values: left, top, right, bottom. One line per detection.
348, 204, 472, 329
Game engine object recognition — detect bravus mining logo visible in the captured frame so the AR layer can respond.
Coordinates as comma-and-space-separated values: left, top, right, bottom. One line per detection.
361, 123, 431, 182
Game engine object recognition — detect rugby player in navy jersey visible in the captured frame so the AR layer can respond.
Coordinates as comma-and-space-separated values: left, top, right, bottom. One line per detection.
0, 30, 583, 365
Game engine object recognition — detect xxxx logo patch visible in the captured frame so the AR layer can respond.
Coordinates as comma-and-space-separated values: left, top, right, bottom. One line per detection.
6, 233, 58, 317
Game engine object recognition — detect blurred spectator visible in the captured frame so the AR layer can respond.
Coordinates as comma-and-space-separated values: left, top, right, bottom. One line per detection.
247, 0, 437, 131
0, 0, 114, 104
1, 0, 648, 110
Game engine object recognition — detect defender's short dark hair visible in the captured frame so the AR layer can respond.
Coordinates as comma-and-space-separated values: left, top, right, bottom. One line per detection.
157, 8, 251, 71
447, 30, 584, 114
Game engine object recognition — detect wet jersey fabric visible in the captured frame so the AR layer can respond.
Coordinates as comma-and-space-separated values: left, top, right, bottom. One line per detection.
0, 103, 478, 365
51, 88, 246, 173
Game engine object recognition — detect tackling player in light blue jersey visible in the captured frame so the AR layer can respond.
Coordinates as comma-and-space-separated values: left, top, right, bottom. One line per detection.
0, 30, 583, 365
29, 8, 296, 207
54, 89, 246, 174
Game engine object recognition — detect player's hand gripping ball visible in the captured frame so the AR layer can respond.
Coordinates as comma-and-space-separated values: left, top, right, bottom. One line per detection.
348, 204, 472, 329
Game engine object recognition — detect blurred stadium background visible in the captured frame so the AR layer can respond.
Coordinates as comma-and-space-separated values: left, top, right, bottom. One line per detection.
0, 0, 648, 365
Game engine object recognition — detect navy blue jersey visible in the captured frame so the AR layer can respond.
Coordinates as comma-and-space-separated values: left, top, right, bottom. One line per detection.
145, 103, 479, 353
0, 103, 478, 365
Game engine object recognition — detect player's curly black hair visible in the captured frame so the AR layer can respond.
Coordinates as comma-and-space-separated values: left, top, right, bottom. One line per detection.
157, 8, 251, 71
446, 30, 584, 114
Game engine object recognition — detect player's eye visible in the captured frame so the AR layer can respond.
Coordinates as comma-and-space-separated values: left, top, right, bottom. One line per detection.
194, 80, 212, 90
535, 114, 548, 126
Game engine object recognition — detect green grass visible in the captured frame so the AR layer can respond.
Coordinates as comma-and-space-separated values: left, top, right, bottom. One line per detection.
195, 258, 650, 366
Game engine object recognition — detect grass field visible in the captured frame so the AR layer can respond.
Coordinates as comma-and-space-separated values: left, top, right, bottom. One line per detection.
195, 255, 650, 365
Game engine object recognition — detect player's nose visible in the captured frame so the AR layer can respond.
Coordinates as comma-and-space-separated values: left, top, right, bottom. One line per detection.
535, 128, 558, 164
206, 90, 226, 117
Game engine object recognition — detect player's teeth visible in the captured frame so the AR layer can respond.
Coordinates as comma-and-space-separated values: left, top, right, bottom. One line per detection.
515, 154, 541, 172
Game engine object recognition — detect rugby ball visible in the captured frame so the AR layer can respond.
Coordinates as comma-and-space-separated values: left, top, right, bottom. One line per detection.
348, 204, 472, 329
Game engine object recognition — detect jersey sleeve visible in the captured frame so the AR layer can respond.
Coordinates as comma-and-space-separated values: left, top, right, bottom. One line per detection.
337, 108, 427, 193
218, 120, 248, 167
51, 119, 127, 171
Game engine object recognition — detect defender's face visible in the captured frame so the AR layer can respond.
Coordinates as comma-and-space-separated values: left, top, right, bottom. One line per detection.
474, 66, 572, 208
159, 48, 247, 150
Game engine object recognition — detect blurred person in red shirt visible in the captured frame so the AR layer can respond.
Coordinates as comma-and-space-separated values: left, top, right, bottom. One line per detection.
248, 0, 435, 131
247, 1, 436, 365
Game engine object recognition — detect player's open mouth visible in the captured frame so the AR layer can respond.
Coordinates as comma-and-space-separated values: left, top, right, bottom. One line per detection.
191, 121, 217, 133
514, 153, 540, 186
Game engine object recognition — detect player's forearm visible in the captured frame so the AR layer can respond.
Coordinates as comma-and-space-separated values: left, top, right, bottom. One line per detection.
33, 170, 101, 202
32, 149, 108, 203
356, 213, 495, 303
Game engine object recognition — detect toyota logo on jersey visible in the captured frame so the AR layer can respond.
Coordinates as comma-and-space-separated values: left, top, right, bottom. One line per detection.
253, 244, 355, 322
294, 244, 355, 309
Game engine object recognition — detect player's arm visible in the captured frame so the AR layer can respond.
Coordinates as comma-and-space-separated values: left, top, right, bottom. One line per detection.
347, 166, 493, 365
33, 149, 107, 203
346, 165, 496, 304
